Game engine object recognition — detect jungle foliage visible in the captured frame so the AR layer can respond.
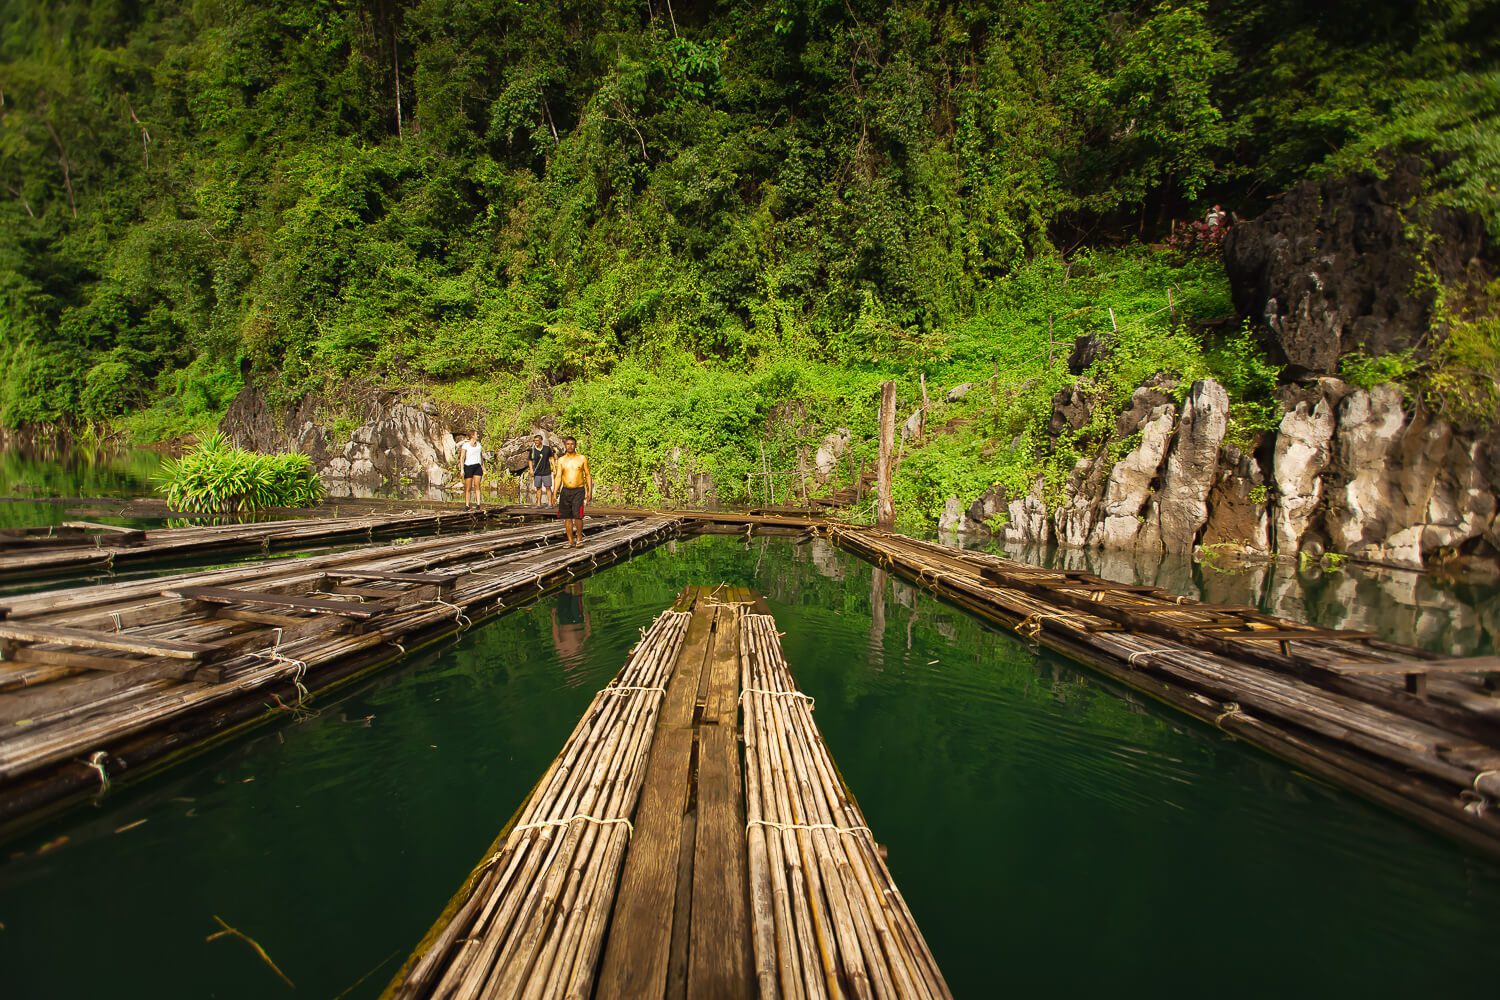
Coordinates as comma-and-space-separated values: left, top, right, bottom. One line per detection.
157, 432, 324, 511
0, 1, 1495, 517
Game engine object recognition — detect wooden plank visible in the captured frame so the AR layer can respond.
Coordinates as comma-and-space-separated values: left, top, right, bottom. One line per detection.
689, 602, 753, 998
1219, 628, 1376, 642
60, 521, 146, 545
596, 587, 712, 997
333, 570, 457, 591
1322, 655, 1500, 675
164, 585, 385, 620
0, 660, 199, 727
6, 646, 142, 672
0, 622, 213, 660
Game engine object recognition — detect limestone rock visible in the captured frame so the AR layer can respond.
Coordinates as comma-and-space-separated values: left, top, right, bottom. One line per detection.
1272, 393, 1335, 552
1200, 444, 1270, 556
1324, 384, 1406, 555
964, 484, 1010, 530
1088, 403, 1175, 550
938, 497, 965, 535
1002, 477, 1050, 547
814, 428, 852, 480
944, 383, 973, 403
1223, 156, 1491, 377
1140, 379, 1229, 554
900, 408, 924, 441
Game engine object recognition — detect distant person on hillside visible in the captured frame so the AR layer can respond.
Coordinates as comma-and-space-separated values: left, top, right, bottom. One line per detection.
554, 436, 593, 547
1205, 204, 1227, 228
458, 431, 485, 509
528, 434, 556, 506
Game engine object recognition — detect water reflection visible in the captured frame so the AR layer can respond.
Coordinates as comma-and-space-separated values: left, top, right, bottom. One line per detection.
990, 540, 1496, 656
0, 534, 1495, 1000
550, 582, 592, 678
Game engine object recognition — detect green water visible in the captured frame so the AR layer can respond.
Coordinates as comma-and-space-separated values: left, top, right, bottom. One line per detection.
0, 535, 1496, 998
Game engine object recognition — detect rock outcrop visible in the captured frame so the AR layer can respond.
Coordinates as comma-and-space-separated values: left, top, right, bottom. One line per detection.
965, 373, 1498, 570
1223, 157, 1492, 377
1139, 379, 1229, 554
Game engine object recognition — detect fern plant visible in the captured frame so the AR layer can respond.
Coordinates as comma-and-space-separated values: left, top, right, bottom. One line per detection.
157, 433, 324, 512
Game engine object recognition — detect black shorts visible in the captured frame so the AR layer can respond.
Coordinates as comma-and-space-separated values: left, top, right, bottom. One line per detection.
463, 463, 482, 478
558, 486, 586, 519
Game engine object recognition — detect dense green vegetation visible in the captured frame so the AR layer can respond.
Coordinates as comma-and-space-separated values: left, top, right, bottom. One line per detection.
1, 1, 1495, 516
157, 432, 323, 511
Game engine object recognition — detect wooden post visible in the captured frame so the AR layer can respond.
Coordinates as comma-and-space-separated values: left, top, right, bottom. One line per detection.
877, 381, 896, 529
918, 373, 929, 443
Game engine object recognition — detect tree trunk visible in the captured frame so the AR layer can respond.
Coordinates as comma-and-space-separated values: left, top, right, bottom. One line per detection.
876, 380, 896, 529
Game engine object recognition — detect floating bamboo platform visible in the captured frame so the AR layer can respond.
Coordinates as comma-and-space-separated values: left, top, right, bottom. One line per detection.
821, 525, 1500, 858
390, 586, 949, 999
0, 515, 680, 834
0, 504, 513, 582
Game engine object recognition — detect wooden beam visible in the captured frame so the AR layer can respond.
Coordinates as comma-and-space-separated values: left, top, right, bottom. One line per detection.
163, 585, 386, 620
0, 622, 213, 660
876, 380, 896, 529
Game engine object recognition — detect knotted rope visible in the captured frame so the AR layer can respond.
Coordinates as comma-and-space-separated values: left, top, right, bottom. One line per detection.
601, 685, 667, 699
739, 688, 815, 711
84, 750, 110, 792
747, 818, 872, 839
512, 814, 634, 839
261, 627, 310, 707
423, 598, 472, 632
1127, 648, 1175, 667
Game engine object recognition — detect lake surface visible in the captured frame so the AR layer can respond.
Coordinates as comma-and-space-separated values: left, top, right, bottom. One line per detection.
1, 530, 1497, 998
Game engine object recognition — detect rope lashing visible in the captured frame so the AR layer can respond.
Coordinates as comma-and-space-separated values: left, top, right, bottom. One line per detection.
112, 612, 123, 634
424, 598, 472, 632
511, 814, 635, 839
1127, 648, 1175, 668
84, 750, 110, 792
739, 688, 815, 711
1016, 612, 1093, 639
600, 685, 667, 699
747, 818, 873, 839
388, 640, 406, 655
1473, 770, 1499, 805
1214, 701, 1243, 729
262, 627, 310, 706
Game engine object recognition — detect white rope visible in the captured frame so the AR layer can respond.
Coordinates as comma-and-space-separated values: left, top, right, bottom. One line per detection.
740, 688, 815, 711
747, 818, 872, 838
259, 627, 310, 706
1215, 701, 1243, 729
601, 685, 667, 698
424, 598, 472, 632
1127, 648, 1175, 667
388, 640, 406, 655
512, 814, 635, 838
112, 612, 123, 634
84, 750, 110, 792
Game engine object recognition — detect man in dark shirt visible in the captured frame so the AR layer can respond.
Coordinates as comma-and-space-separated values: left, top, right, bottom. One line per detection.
528, 434, 556, 505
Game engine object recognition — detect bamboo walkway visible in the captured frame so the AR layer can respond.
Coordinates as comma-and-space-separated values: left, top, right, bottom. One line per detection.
0, 505, 508, 582
0, 515, 680, 834
390, 585, 949, 1000
821, 525, 1500, 858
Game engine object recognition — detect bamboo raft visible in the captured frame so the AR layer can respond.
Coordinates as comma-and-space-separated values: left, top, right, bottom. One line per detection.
0, 504, 511, 582
821, 525, 1500, 858
0, 515, 680, 834
390, 586, 949, 999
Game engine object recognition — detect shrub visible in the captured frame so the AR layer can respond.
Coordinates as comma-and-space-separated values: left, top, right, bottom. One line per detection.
157, 433, 324, 512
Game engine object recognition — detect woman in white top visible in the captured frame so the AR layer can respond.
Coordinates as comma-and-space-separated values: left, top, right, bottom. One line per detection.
458, 431, 485, 509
